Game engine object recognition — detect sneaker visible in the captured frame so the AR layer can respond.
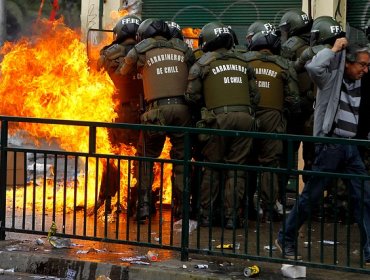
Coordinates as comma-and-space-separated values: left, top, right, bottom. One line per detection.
275, 239, 302, 260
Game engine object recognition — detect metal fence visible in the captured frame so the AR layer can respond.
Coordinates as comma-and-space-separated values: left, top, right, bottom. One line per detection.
1, 115, 370, 275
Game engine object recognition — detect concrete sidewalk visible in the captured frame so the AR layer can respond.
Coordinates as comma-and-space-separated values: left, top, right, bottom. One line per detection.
1, 233, 370, 280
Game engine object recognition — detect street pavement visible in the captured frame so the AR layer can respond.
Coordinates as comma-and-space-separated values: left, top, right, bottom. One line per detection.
1, 231, 370, 280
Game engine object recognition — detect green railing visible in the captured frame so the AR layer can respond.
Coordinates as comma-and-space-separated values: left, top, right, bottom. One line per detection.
1, 115, 370, 275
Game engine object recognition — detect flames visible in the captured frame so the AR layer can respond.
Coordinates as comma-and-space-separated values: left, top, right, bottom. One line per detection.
182, 27, 201, 49
1, 18, 172, 213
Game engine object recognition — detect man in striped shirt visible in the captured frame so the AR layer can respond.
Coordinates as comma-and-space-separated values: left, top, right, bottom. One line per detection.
275, 38, 370, 266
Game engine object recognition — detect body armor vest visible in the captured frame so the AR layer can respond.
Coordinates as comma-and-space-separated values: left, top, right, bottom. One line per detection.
281, 36, 308, 60
101, 43, 143, 102
142, 47, 188, 101
248, 60, 284, 110
203, 57, 251, 109
282, 36, 312, 97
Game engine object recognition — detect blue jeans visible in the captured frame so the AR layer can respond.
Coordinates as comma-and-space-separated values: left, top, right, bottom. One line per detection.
278, 143, 370, 260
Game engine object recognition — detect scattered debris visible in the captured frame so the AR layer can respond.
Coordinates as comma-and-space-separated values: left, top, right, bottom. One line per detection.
5, 244, 32, 252
281, 264, 306, 279
216, 243, 240, 250
194, 264, 208, 269
219, 262, 234, 267
154, 237, 160, 242
36, 238, 45, 245
182, 264, 187, 269
47, 221, 72, 248
0, 268, 15, 274
76, 250, 89, 254
130, 261, 150, 265
320, 240, 339, 245
120, 256, 148, 262
147, 250, 158, 261
243, 265, 260, 277
173, 219, 198, 233
49, 236, 72, 249
263, 245, 277, 251
48, 221, 57, 239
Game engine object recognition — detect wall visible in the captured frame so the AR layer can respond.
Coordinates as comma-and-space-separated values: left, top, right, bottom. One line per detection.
302, 0, 346, 28
81, 0, 121, 38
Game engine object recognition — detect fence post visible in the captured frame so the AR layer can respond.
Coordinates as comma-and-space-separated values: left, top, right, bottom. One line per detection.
181, 132, 191, 261
89, 126, 97, 154
0, 119, 8, 240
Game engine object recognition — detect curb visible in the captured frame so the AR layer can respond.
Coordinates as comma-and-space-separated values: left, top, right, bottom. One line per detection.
0, 250, 235, 280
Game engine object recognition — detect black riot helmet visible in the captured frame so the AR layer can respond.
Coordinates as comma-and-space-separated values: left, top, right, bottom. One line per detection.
113, 15, 141, 44
310, 16, 345, 46
228, 26, 239, 45
198, 21, 234, 52
249, 30, 281, 54
279, 9, 312, 38
365, 19, 370, 41
246, 21, 277, 47
166, 21, 184, 40
136, 18, 172, 42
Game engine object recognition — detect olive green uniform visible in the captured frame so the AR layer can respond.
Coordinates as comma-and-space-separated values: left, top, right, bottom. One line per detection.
119, 36, 195, 219
95, 38, 144, 210
186, 48, 260, 224
281, 35, 317, 181
244, 49, 300, 212
98, 38, 143, 148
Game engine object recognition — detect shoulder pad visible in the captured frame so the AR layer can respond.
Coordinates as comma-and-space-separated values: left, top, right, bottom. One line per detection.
282, 36, 307, 53
193, 48, 204, 60
234, 45, 248, 53
169, 38, 190, 52
103, 44, 127, 60
243, 51, 260, 62
227, 49, 247, 61
197, 52, 221, 66
273, 55, 290, 70
135, 38, 157, 53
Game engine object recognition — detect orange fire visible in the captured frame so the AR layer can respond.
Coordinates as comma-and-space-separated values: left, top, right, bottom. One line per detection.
182, 27, 201, 49
1, 18, 172, 213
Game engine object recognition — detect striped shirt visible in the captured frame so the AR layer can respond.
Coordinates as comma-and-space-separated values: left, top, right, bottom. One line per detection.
333, 79, 361, 138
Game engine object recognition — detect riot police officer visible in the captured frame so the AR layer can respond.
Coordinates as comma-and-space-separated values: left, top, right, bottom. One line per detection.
186, 21, 260, 229
89, 15, 143, 216
228, 26, 248, 53
118, 18, 195, 222
295, 16, 345, 72
166, 21, 184, 40
244, 20, 279, 219
278, 9, 314, 195
244, 29, 300, 222
246, 21, 277, 49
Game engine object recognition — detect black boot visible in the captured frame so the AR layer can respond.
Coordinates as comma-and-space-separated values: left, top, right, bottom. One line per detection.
127, 187, 138, 217
135, 203, 149, 223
